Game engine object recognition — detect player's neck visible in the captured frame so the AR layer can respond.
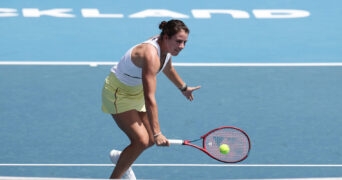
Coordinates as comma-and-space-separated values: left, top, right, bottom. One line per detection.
157, 38, 168, 58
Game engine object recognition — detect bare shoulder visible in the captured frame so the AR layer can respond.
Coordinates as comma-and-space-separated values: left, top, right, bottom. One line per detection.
131, 43, 159, 68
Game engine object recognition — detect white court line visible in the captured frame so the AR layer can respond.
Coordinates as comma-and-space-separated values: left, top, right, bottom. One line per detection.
0, 164, 341, 180
1, 61, 342, 66
0, 164, 342, 167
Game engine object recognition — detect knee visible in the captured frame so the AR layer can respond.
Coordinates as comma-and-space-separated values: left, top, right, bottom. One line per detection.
132, 136, 154, 150
148, 138, 155, 148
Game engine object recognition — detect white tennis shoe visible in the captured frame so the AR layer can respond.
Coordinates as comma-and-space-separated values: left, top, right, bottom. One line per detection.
109, 149, 136, 180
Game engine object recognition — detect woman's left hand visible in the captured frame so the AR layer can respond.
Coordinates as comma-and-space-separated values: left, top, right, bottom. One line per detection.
182, 86, 201, 101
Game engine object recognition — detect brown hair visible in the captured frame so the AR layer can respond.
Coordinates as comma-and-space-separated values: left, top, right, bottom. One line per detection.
159, 19, 189, 38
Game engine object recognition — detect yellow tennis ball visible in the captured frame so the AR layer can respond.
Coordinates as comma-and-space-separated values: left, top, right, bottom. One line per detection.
219, 144, 230, 154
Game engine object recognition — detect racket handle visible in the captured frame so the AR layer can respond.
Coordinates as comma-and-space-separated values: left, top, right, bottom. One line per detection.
168, 139, 184, 145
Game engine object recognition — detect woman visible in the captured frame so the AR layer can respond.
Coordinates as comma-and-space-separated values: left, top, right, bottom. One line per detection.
102, 19, 201, 179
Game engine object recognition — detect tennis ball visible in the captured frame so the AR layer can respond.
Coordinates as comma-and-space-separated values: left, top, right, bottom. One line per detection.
219, 144, 230, 154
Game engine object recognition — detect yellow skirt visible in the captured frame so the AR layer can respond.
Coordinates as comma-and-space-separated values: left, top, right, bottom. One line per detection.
102, 72, 146, 114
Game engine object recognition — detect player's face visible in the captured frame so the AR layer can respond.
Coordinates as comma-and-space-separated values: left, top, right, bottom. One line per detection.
166, 30, 188, 56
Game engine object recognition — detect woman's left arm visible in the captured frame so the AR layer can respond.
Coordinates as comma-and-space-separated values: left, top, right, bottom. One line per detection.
163, 59, 201, 101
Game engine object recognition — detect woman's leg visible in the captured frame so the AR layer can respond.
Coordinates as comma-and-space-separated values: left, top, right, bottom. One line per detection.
110, 110, 154, 179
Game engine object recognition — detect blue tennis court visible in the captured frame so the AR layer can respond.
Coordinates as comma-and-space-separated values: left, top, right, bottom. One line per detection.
1, 0, 342, 179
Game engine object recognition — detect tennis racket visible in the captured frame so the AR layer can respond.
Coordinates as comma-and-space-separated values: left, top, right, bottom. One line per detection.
168, 126, 251, 163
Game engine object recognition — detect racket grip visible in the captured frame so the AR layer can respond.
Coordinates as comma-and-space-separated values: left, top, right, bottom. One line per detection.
168, 139, 184, 145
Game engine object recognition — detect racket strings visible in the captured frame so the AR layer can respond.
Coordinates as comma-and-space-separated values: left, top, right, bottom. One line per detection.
204, 127, 250, 163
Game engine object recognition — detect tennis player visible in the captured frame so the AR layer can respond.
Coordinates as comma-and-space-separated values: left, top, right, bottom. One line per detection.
101, 19, 200, 179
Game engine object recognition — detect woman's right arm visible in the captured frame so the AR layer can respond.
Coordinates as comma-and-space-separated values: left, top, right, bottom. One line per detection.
140, 45, 169, 146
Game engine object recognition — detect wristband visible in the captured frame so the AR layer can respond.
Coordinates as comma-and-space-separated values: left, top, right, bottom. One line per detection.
179, 84, 188, 92
153, 132, 162, 138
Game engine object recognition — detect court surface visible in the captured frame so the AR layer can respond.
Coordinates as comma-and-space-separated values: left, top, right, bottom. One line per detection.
1, 0, 342, 179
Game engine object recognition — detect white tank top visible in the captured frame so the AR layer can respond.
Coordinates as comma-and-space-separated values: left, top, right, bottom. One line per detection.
111, 36, 171, 86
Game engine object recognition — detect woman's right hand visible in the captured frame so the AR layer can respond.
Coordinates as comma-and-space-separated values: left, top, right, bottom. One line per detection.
154, 133, 170, 146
